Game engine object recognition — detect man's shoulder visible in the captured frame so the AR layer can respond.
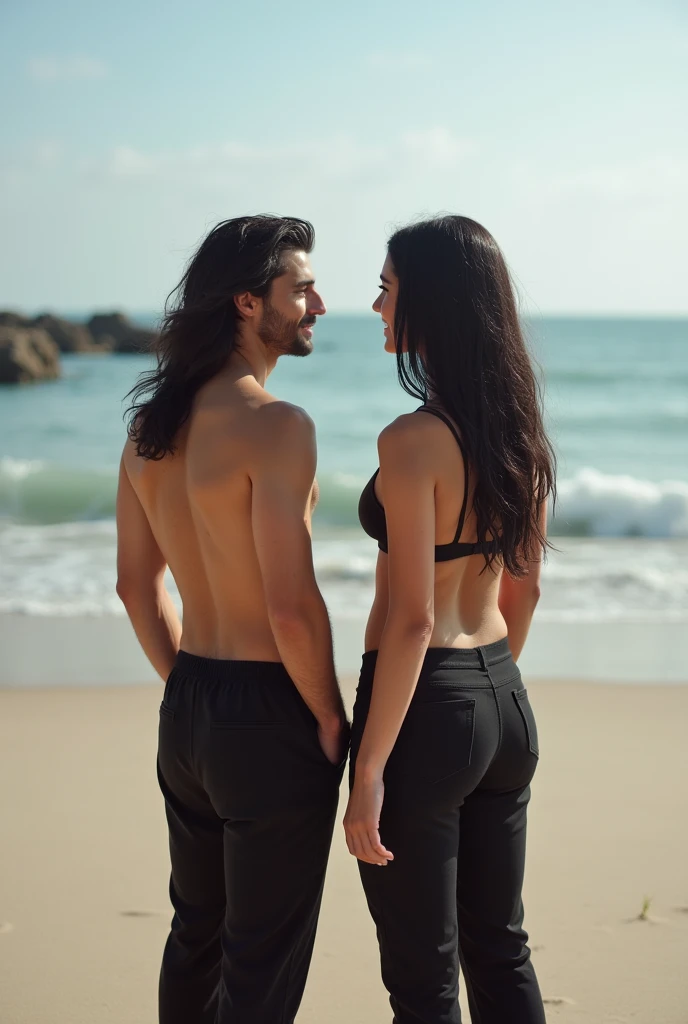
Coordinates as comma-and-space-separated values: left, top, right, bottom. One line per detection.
198, 393, 315, 457
230, 398, 316, 474
257, 403, 316, 476
254, 398, 315, 438
247, 400, 317, 484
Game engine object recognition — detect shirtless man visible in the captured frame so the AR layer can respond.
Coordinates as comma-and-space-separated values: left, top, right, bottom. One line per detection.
116, 215, 348, 1024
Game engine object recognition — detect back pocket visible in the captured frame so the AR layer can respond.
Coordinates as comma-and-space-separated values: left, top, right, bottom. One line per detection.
388, 698, 476, 785
513, 689, 539, 757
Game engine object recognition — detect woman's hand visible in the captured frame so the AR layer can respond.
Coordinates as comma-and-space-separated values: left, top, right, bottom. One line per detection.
343, 773, 394, 866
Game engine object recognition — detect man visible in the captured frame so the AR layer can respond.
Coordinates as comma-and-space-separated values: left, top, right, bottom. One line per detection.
116, 216, 348, 1023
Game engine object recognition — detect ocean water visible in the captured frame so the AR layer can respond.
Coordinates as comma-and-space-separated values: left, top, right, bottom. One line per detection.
1, 315, 687, 624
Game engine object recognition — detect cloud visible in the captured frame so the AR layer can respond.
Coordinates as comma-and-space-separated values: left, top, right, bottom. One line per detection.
365, 51, 431, 72
109, 146, 156, 177
401, 127, 477, 170
101, 128, 473, 185
27, 57, 108, 82
547, 157, 687, 203
33, 141, 64, 168
0, 140, 64, 186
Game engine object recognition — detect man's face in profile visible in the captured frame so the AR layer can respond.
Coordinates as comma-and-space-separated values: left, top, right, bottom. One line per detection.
258, 250, 326, 357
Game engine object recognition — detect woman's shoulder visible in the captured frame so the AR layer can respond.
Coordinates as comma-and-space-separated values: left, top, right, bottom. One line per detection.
379, 409, 455, 445
377, 412, 446, 470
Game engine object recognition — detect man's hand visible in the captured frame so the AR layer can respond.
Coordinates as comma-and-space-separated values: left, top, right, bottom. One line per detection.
318, 718, 350, 766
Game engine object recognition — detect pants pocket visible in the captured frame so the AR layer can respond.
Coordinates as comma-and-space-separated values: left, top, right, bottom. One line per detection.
210, 720, 285, 730
388, 698, 476, 785
206, 719, 338, 818
513, 689, 539, 757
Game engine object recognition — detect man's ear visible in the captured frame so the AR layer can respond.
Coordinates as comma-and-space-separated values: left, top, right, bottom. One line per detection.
234, 291, 260, 320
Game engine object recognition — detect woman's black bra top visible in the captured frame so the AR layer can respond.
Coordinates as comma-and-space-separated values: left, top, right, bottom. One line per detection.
357, 406, 502, 562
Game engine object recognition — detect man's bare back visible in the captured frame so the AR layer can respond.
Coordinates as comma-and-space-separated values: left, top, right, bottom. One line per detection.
121, 375, 317, 663
117, 238, 345, 743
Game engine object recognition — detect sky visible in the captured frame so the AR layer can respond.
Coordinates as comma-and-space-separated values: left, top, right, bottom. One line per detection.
1, 0, 687, 315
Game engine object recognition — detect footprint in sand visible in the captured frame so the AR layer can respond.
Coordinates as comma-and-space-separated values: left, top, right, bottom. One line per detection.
120, 910, 164, 918
0, 921, 14, 934
673, 906, 688, 915
543, 996, 575, 1007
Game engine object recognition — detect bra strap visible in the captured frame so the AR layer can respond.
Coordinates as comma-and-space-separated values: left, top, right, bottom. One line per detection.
415, 406, 469, 543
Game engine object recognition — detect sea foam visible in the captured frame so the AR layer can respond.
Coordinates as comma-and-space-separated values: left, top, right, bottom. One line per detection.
2, 457, 688, 539
555, 468, 688, 538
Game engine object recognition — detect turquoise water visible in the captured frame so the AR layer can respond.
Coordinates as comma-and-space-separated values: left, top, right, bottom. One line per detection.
1, 315, 687, 619
2, 315, 687, 521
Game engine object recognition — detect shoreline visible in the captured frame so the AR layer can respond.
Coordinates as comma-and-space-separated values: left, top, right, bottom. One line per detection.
1, 613, 687, 687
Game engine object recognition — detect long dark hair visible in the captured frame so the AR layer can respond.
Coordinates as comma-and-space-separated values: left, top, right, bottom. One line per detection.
387, 215, 556, 576
126, 215, 315, 460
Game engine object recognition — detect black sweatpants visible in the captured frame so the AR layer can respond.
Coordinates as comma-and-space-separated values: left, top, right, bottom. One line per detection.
350, 639, 546, 1024
157, 652, 344, 1024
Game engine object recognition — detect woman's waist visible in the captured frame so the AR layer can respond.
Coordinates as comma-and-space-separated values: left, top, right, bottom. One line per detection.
358, 637, 518, 693
365, 591, 507, 652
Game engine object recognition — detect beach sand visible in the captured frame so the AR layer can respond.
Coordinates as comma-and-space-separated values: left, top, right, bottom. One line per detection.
1, 677, 687, 1023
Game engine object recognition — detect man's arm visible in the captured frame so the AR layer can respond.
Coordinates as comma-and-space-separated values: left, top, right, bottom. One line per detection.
251, 403, 347, 756
498, 498, 548, 661
115, 448, 182, 680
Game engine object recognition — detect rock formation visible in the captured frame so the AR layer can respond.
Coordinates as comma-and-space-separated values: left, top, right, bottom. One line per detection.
0, 310, 158, 377
88, 312, 157, 354
0, 327, 62, 384
33, 313, 112, 353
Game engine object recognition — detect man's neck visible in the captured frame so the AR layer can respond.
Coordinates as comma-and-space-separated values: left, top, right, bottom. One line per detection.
228, 331, 278, 387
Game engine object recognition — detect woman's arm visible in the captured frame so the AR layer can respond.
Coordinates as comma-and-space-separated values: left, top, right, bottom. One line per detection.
497, 498, 548, 661
344, 417, 438, 866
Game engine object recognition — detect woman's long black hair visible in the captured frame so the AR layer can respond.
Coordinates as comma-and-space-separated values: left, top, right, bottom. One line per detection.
126, 215, 314, 460
388, 215, 556, 576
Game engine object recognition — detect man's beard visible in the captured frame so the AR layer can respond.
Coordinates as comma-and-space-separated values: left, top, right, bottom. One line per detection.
258, 300, 314, 357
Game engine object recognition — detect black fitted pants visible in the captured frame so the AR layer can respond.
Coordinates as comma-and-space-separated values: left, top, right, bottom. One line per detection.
350, 639, 546, 1024
156, 652, 344, 1024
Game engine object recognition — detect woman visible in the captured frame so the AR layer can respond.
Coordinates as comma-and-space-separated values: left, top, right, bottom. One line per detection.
344, 215, 555, 1024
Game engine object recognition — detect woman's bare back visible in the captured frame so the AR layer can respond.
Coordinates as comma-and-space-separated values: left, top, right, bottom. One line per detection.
364, 410, 507, 652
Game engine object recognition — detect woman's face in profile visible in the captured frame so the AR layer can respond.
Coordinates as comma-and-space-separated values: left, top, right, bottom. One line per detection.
372, 253, 399, 354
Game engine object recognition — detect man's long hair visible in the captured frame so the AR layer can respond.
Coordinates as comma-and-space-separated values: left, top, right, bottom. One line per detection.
125, 215, 315, 460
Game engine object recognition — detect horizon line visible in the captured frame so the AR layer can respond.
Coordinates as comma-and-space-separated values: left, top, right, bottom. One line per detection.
3, 306, 688, 322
